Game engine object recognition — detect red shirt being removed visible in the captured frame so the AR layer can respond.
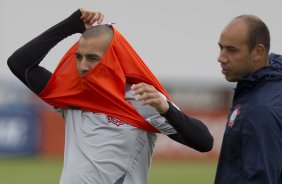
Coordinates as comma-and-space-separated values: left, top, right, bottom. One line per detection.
38, 26, 172, 133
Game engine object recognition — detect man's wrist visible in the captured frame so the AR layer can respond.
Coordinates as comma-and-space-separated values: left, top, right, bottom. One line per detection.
159, 100, 171, 115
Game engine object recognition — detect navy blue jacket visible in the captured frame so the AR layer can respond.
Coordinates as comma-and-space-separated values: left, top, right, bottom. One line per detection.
215, 53, 282, 184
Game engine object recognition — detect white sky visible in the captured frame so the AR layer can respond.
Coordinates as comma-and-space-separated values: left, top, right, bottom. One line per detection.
1, 0, 282, 86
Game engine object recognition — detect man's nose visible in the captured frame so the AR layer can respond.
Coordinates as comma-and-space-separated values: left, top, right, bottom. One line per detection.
79, 59, 90, 71
217, 50, 228, 63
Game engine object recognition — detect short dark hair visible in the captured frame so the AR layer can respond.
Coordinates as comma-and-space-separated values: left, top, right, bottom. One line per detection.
81, 25, 113, 39
235, 15, 270, 52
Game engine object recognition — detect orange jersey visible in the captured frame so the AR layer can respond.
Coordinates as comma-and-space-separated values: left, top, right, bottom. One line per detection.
38, 26, 172, 133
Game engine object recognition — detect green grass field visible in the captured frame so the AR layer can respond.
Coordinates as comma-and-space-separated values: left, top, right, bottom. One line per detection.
0, 157, 216, 184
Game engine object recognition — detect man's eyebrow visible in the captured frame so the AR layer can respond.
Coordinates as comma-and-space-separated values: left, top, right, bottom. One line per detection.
218, 43, 239, 50
225, 45, 239, 50
75, 52, 101, 59
86, 54, 102, 59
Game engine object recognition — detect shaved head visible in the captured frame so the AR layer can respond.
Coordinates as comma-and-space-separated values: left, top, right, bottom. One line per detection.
81, 25, 113, 40
80, 25, 114, 55
76, 25, 114, 77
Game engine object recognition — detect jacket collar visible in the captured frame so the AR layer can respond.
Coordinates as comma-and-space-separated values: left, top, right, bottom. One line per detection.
235, 53, 282, 95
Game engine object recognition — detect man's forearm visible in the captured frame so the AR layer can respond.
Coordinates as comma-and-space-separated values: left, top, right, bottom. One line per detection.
7, 9, 86, 94
162, 101, 214, 152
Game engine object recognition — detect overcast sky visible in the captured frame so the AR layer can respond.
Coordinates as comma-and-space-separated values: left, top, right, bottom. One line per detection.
1, 0, 281, 86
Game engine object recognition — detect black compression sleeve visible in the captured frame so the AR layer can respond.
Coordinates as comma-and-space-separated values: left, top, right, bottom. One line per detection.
162, 101, 214, 152
7, 9, 86, 94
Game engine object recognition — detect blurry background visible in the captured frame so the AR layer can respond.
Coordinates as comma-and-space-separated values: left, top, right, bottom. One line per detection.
1, 0, 281, 183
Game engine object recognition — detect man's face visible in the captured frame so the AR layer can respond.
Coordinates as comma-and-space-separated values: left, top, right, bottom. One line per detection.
217, 20, 255, 82
75, 35, 109, 77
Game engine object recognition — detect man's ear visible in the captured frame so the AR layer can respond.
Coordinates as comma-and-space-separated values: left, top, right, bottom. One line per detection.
252, 44, 266, 62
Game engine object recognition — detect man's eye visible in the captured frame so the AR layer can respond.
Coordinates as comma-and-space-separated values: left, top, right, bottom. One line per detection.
228, 49, 237, 53
75, 55, 82, 60
89, 57, 100, 61
218, 46, 223, 51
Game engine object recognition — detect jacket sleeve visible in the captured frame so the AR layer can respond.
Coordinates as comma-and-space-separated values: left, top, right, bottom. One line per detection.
242, 106, 282, 183
7, 9, 85, 94
161, 101, 214, 152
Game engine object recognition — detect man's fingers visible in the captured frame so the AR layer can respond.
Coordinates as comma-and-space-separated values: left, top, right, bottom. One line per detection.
80, 12, 88, 20
83, 12, 95, 23
89, 12, 103, 25
80, 8, 104, 25
132, 84, 155, 96
80, 8, 90, 19
135, 91, 159, 102
131, 83, 169, 113
131, 83, 146, 90
96, 14, 104, 24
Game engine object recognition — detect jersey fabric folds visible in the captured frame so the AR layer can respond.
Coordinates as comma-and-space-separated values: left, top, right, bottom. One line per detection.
38, 26, 171, 133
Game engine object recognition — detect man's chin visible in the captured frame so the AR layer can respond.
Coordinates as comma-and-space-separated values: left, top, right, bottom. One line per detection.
225, 75, 238, 82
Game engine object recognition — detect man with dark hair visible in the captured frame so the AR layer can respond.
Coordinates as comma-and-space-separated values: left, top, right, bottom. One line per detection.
215, 15, 282, 183
235, 15, 270, 52
8, 8, 213, 184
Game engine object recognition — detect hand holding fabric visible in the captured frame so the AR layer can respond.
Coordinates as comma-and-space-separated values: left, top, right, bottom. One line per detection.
79, 8, 104, 29
131, 83, 169, 114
